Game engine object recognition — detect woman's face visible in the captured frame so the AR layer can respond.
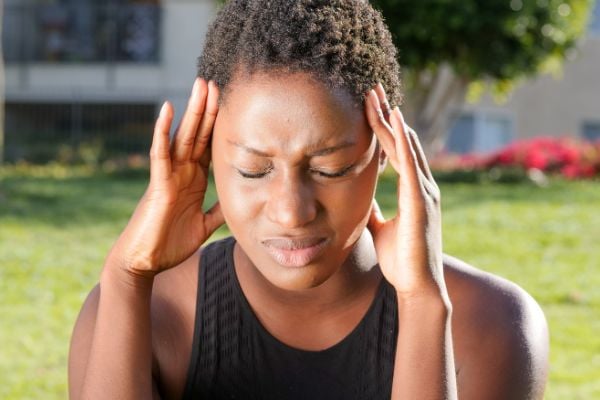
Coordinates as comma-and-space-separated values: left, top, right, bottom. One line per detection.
212, 72, 381, 290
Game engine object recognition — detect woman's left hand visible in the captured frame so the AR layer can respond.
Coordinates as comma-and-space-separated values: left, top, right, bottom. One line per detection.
364, 83, 448, 303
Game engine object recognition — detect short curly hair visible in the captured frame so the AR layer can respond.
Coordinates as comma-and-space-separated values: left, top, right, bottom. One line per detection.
197, 0, 402, 107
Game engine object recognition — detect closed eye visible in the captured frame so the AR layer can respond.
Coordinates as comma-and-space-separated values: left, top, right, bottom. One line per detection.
236, 166, 273, 179
236, 164, 355, 179
311, 164, 355, 178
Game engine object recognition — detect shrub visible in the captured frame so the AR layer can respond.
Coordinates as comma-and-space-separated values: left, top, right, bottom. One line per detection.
432, 137, 600, 182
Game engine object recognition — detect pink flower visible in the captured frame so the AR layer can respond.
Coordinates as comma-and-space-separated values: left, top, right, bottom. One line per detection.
525, 150, 549, 170
434, 135, 599, 179
561, 164, 580, 179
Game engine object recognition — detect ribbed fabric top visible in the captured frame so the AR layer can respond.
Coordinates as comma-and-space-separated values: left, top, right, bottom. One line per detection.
182, 237, 398, 400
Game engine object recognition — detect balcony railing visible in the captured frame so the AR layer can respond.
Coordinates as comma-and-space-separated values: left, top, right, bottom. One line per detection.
3, 2, 162, 64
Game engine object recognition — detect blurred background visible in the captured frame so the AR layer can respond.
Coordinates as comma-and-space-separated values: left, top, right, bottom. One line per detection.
0, 0, 599, 399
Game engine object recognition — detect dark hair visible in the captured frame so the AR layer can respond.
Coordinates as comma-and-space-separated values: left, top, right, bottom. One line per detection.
197, 0, 402, 107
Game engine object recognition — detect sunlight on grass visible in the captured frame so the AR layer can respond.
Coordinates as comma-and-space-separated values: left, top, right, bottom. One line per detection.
0, 167, 598, 399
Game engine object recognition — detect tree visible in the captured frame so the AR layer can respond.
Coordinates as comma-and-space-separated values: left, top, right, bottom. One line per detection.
0, 1, 4, 164
371, 0, 593, 154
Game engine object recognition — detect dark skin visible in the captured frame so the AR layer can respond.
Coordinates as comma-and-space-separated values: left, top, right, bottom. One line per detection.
69, 73, 549, 399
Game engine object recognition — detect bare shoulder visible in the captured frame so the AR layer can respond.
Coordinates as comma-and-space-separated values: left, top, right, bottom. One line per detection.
443, 254, 549, 400
68, 249, 202, 400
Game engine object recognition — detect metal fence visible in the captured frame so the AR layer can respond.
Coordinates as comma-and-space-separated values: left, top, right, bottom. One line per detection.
4, 102, 157, 164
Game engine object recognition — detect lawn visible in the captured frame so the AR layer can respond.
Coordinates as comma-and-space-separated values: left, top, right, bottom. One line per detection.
0, 165, 598, 399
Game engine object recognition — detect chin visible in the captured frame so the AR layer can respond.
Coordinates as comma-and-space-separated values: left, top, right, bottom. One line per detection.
259, 262, 335, 291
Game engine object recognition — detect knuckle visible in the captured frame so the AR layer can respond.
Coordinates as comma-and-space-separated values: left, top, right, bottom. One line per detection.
204, 109, 218, 119
195, 134, 210, 147
181, 134, 196, 147
149, 144, 159, 158
376, 108, 386, 124
188, 108, 202, 118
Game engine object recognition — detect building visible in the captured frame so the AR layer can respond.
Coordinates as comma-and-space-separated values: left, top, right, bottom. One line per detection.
3, 0, 600, 161
2, 0, 216, 162
445, 0, 600, 154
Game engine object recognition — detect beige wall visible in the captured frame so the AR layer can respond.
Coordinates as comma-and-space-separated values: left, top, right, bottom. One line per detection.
460, 35, 600, 140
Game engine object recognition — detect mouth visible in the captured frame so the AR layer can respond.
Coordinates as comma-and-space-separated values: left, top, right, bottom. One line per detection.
261, 237, 329, 268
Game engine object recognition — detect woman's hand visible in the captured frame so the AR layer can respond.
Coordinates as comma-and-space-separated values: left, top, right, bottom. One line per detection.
106, 78, 225, 278
364, 83, 448, 303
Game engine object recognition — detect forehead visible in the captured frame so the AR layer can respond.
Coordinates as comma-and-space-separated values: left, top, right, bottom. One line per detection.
216, 72, 368, 150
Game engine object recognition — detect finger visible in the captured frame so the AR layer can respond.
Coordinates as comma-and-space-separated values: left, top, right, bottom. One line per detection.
406, 126, 434, 182
374, 82, 393, 120
172, 78, 208, 162
365, 90, 397, 167
149, 102, 174, 182
198, 141, 212, 170
388, 107, 420, 191
192, 81, 219, 161
199, 201, 225, 238
367, 199, 386, 237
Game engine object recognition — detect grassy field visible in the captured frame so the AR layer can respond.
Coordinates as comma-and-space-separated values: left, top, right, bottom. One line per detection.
0, 165, 598, 399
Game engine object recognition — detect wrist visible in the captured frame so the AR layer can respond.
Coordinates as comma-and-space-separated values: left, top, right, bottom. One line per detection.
101, 258, 156, 294
105, 238, 161, 277
396, 290, 453, 319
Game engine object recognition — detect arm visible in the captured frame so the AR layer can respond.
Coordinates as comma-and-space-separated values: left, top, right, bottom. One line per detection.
444, 259, 549, 400
69, 276, 160, 400
392, 295, 455, 400
365, 84, 457, 399
68, 78, 224, 399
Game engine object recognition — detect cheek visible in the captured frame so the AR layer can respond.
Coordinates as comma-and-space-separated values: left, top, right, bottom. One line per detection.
318, 158, 379, 236
213, 156, 263, 232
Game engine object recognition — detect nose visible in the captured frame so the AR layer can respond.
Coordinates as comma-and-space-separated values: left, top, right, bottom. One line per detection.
265, 171, 318, 229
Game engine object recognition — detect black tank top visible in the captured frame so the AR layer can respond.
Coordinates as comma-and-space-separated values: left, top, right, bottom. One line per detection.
182, 237, 398, 400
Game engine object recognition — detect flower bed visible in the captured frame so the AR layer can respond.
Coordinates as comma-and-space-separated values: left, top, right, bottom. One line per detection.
432, 137, 600, 182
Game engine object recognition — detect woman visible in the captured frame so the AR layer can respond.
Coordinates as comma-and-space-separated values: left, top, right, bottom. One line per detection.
69, 1, 549, 399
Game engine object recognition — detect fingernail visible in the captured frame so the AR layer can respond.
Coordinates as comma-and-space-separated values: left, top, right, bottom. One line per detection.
191, 78, 200, 99
159, 101, 168, 117
369, 89, 379, 107
208, 80, 217, 93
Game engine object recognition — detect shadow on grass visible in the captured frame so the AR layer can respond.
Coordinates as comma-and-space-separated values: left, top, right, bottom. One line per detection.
0, 169, 219, 227
375, 171, 600, 214
1, 175, 139, 226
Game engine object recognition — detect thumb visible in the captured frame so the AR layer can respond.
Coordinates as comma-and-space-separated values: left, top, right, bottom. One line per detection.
367, 199, 385, 238
198, 201, 225, 239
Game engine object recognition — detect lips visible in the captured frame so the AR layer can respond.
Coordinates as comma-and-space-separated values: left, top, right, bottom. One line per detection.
261, 237, 329, 268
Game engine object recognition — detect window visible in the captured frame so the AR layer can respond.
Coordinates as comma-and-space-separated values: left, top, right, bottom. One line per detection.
589, 0, 600, 36
445, 112, 514, 154
2, 0, 161, 64
445, 115, 475, 154
581, 121, 600, 141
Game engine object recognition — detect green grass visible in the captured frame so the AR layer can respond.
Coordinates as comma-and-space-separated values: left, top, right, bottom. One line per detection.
0, 165, 598, 399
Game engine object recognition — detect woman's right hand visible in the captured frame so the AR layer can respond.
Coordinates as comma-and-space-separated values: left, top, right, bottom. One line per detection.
106, 78, 224, 278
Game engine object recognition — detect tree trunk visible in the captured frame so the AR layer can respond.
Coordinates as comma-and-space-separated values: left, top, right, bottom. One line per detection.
401, 63, 468, 157
0, 1, 5, 165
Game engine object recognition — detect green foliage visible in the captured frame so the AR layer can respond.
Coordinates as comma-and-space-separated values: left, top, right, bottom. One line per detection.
1, 166, 599, 399
433, 166, 531, 183
371, 0, 593, 81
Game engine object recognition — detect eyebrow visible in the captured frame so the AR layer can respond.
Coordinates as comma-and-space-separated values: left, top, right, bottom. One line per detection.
226, 139, 356, 157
